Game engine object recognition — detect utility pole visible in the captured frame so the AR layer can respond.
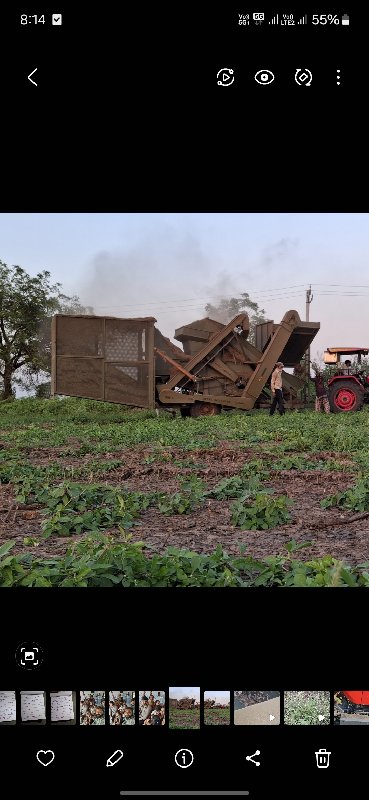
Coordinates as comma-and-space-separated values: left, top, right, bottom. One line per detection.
305, 285, 313, 402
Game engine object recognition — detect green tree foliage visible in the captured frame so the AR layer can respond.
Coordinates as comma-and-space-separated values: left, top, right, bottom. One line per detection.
205, 293, 268, 344
0, 260, 92, 399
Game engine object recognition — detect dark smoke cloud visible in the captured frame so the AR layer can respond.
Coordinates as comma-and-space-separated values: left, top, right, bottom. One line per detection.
261, 238, 299, 268
78, 230, 209, 339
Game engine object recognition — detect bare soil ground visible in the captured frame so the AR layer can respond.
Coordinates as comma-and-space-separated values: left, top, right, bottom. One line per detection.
234, 697, 280, 725
1, 441, 368, 564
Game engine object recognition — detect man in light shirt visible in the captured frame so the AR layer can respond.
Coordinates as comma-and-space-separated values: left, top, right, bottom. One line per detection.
270, 362, 285, 416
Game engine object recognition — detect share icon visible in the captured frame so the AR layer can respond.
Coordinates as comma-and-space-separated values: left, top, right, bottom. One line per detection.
246, 750, 261, 767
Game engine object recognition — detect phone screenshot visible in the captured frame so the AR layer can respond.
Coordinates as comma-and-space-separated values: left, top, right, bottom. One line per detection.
1, 4, 366, 799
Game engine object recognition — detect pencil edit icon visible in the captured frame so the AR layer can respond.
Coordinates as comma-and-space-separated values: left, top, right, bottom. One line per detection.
106, 749, 124, 767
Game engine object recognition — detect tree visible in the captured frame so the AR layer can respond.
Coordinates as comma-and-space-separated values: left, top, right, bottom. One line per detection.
0, 260, 92, 399
205, 292, 268, 344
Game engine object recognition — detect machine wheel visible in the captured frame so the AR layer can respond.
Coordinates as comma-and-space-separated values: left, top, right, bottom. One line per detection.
190, 401, 221, 418
329, 381, 363, 413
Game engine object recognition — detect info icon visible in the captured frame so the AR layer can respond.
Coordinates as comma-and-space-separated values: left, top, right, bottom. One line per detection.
15, 642, 43, 669
175, 749, 194, 768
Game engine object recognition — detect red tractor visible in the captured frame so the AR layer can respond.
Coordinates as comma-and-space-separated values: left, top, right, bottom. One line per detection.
334, 691, 369, 721
324, 348, 369, 412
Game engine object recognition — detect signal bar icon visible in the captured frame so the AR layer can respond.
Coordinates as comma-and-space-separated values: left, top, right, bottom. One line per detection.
297, 15, 308, 24
269, 14, 279, 24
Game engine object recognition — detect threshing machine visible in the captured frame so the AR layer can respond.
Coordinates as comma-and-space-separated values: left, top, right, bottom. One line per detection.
51, 310, 319, 415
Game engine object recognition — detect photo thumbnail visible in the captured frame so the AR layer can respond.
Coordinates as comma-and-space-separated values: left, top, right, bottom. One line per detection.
139, 691, 166, 726
109, 691, 135, 725
20, 691, 46, 724
284, 691, 330, 725
80, 691, 106, 725
0, 691, 16, 724
234, 691, 280, 725
204, 691, 230, 725
50, 691, 76, 724
334, 691, 369, 725
169, 688, 200, 729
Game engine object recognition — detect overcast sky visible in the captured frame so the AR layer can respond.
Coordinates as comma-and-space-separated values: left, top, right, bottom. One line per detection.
169, 687, 200, 700
204, 691, 230, 704
1, 212, 368, 362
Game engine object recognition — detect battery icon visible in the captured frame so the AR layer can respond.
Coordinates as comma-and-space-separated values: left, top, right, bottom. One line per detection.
341, 14, 349, 25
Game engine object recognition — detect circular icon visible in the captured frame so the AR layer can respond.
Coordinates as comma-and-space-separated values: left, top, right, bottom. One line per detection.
254, 70, 274, 85
295, 69, 312, 86
15, 642, 43, 669
175, 748, 194, 768
217, 68, 234, 86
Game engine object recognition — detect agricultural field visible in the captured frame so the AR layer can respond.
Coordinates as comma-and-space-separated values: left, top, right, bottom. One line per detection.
2, 398, 369, 586
204, 708, 230, 726
169, 709, 201, 730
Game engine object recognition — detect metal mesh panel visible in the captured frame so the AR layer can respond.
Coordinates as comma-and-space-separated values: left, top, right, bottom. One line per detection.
56, 357, 104, 400
52, 315, 155, 407
56, 316, 104, 356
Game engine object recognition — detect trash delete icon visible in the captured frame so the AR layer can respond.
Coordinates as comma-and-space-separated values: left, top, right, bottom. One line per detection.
315, 748, 331, 768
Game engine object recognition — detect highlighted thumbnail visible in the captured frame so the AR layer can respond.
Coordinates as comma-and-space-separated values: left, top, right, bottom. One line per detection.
169, 688, 200, 729
109, 691, 135, 725
139, 691, 166, 726
334, 691, 369, 725
204, 691, 230, 725
20, 690, 46, 724
80, 691, 105, 725
234, 691, 280, 725
0, 691, 16, 724
50, 691, 76, 724
284, 691, 330, 725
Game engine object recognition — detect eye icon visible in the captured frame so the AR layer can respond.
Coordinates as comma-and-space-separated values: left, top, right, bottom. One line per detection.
254, 70, 275, 85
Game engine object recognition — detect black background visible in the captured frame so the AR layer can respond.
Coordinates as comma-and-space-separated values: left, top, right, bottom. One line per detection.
1, 2, 367, 798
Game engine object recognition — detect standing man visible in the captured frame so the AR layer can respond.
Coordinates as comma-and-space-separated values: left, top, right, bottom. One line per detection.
310, 367, 330, 413
270, 362, 285, 416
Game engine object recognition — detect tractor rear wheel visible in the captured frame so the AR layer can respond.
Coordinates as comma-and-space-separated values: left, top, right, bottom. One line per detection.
190, 401, 221, 418
329, 381, 363, 413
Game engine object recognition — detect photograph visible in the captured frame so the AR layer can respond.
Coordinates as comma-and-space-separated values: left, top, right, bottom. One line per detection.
2, 213, 369, 588
109, 691, 135, 725
204, 691, 230, 725
334, 691, 369, 725
80, 691, 106, 725
0, 691, 16, 725
20, 690, 46, 725
139, 691, 166, 726
169, 688, 200, 729
284, 691, 330, 725
234, 691, 280, 725
50, 691, 76, 724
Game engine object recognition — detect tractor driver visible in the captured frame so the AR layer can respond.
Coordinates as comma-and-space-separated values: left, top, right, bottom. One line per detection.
341, 359, 352, 375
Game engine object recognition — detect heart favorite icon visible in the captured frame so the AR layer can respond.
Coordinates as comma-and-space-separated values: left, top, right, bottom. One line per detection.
36, 750, 55, 766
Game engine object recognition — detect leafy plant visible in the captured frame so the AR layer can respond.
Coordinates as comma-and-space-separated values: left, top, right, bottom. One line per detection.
1, 537, 369, 587
284, 691, 330, 725
321, 476, 369, 512
231, 493, 292, 530
207, 474, 262, 500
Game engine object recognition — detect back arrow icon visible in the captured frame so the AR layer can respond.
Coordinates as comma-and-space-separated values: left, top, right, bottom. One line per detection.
28, 68, 37, 86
